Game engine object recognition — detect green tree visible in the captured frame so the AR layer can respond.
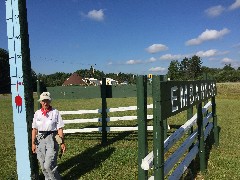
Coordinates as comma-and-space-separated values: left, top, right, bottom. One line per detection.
0, 48, 11, 93
214, 64, 236, 82
37, 72, 71, 87
76, 69, 93, 79
201, 66, 221, 80
168, 55, 203, 80
188, 55, 202, 80
92, 69, 105, 80
179, 57, 190, 80
223, 64, 235, 71
167, 60, 180, 80
104, 72, 136, 84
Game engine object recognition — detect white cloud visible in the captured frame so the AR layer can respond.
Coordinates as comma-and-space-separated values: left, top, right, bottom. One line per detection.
146, 44, 168, 54
149, 67, 166, 72
204, 1, 240, 18
195, 49, 229, 58
160, 54, 185, 60
109, 57, 157, 66
221, 57, 234, 63
196, 49, 218, 57
218, 50, 230, 55
125, 59, 142, 65
159, 50, 229, 62
220, 58, 240, 69
186, 28, 230, 46
126, 57, 158, 65
83, 9, 105, 21
205, 5, 225, 17
146, 57, 157, 63
229, 0, 240, 10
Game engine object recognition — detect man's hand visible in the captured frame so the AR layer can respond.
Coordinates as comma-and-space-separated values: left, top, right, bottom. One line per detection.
59, 143, 66, 159
61, 143, 66, 153
32, 144, 36, 154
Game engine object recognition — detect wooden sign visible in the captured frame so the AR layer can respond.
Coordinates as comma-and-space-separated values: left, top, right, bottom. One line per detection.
158, 80, 217, 119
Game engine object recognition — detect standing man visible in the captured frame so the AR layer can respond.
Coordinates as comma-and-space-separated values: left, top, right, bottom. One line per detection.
32, 92, 66, 179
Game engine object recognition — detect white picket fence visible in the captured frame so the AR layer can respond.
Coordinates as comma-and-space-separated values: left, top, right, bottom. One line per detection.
60, 104, 154, 134
141, 101, 213, 180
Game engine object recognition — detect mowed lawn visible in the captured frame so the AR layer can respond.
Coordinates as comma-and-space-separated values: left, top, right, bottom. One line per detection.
0, 83, 240, 179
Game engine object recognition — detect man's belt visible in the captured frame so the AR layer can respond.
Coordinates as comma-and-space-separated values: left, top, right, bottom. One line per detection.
38, 131, 57, 138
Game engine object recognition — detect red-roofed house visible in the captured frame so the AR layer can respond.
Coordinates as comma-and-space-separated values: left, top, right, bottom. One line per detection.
62, 73, 86, 86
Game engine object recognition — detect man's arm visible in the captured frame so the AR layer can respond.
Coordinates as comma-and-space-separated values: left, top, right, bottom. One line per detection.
57, 128, 66, 153
31, 128, 37, 153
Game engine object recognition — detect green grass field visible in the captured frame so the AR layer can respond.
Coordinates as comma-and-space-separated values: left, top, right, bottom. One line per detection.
1, 83, 240, 179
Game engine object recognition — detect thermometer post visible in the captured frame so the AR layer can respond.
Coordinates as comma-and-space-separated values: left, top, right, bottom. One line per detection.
5, 0, 39, 179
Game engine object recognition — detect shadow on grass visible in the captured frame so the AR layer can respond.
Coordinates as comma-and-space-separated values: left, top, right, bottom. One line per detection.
182, 126, 221, 180
205, 126, 221, 168
169, 124, 182, 130
57, 131, 133, 179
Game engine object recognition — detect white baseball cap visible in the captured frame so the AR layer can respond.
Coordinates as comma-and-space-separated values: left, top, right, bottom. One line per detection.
38, 92, 52, 102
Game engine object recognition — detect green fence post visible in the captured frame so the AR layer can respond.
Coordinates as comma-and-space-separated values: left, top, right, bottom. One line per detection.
203, 73, 208, 117
152, 75, 164, 180
212, 96, 219, 147
101, 78, 107, 145
197, 102, 206, 172
18, 0, 40, 178
160, 75, 168, 140
137, 75, 148, 180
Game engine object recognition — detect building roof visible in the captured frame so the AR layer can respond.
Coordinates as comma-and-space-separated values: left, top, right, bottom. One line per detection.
62, 73, 86, 86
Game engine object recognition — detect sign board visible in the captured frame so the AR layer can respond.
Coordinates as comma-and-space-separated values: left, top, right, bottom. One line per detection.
101, 85, 112, 98
159, 80, 217, 119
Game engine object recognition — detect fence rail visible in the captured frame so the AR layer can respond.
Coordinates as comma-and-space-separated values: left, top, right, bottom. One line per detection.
61, 104, 154, 135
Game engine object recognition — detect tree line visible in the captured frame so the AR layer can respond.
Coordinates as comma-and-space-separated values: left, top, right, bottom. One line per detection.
167, 55, 240, 82
1, 48, 240, 93
0, 48, 136, 92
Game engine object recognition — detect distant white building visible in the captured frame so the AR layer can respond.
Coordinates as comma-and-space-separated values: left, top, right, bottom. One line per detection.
106, 78, 118, 85
89, 78, 101, 86
98, 78, 118, 85
82, 78, 101, 86
82, 77, 118, 86
120, 81, 128, 85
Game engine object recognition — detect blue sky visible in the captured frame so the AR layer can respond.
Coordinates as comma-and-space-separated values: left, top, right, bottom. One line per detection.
0, 0, 240, 75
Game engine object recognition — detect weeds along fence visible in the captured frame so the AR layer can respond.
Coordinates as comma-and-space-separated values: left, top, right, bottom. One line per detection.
137, 75, 219, 180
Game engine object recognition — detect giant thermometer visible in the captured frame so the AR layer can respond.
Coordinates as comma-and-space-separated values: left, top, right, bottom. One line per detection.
5, 0, 31, 179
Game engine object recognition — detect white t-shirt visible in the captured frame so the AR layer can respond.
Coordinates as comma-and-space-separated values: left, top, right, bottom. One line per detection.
32, 108, 64, 131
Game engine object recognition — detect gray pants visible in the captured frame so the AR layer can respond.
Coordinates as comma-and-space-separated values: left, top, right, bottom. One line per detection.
36, 132, 61, 180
